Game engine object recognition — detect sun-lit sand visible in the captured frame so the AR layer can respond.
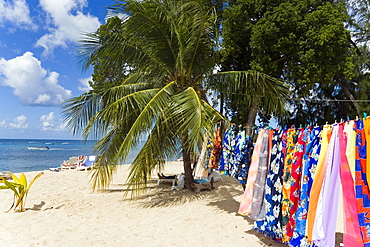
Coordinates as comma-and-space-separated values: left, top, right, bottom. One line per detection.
0, 161, 344, 247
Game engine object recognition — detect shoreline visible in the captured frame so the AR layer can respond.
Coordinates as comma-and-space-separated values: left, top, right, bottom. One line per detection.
0, 161, 342, 246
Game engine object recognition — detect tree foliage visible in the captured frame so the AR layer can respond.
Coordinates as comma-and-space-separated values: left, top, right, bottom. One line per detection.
220, 0, 368, 126
63, 0, 289, 197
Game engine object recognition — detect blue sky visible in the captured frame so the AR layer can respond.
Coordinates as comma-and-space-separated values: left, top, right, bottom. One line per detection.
0, 0, 114, 139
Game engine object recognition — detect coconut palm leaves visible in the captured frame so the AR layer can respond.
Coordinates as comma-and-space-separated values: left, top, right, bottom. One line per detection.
63, 0, 290, 196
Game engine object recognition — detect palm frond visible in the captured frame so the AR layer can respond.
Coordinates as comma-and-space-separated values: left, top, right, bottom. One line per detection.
170, 87, 224, 152
62, 92, 104, 139
209, 70, 290, 115
124, 117, 179, 198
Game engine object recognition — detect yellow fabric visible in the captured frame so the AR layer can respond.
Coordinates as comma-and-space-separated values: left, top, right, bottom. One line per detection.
306, 125, 332, 242
344, 120, 356, 182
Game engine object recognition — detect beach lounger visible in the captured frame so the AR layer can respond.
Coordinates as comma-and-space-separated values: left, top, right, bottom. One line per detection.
157, 173, 177, 187
76, 155, 97, 171
61, 156, 78, 169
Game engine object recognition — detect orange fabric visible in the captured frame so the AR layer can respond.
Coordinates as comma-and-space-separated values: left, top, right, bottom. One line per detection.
306, 125, 332, 242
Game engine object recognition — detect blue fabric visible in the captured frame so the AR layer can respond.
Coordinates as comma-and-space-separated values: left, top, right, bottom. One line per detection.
254, 130, 284, 240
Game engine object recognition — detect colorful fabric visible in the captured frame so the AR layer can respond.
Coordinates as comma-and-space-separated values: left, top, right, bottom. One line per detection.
365, 117, 370, 190
292, 126, 321, 246
208, 128, 222, 169
219, 128, 233, 175
286, 128, 308, 240
306, 125, 332, 243
234, 134, 254, 184
312, 124, 341, 247
238, 128, 265, 216
231, 129, 246, 178
339, 122, 363, 247
354, 119, 370, 246
250, 130, 270, 220
254, 130, 284, 240
281, 127, 298, 243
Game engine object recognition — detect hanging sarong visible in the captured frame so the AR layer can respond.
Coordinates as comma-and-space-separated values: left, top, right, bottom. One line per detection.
306, 125, 332, 243
354, 119, 370, 246
312, 124, 341, 247
344, 120, 356, 182
194, 140, 209, 179
291, 126, 321, 246
254, 130, 284, 240
339, 122, 363, 247
365, 116, 370, 190
250, 130, 270, 220
235, 134, 254, 185
238, 128, 265, 216
208, 128, 222, 169
286, 128, 308, 241
219, 128, 233, 175
281, 127, 298, 243
231, 129, 246, 178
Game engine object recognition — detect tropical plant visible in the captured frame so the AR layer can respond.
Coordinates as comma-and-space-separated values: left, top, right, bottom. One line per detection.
0, 172, 44, 212
63, 0, 289, 197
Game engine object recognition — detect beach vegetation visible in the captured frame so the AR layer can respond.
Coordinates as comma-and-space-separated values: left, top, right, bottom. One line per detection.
0, 172, 44, 212
63, 0, 289, 197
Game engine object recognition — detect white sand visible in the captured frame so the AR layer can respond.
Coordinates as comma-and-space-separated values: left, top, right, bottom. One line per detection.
0, 161, 343, 247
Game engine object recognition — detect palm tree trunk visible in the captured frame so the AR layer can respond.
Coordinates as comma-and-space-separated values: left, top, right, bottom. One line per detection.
245, 102, 259, 135
182, 147, 195, 189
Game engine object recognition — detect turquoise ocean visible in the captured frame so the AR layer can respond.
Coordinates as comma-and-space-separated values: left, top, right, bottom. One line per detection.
0, 139, 147, 173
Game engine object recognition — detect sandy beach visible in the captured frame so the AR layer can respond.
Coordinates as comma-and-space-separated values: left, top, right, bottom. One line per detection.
0, 161, 343, 247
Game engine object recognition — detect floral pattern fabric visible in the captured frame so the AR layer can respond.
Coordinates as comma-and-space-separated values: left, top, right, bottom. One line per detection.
254, 130, 284, 240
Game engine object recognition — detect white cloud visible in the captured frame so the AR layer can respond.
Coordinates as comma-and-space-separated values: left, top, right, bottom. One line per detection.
40, 112, 55, 130
0, 51, 72, 106
40, 112, 67, 131
8, 115, 28, 129
0, 0, 36, 29
36, 0, 101, 56
78, 76, 92, 92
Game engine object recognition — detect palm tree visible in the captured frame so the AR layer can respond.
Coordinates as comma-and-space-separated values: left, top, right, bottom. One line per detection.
63, 0, 289, 197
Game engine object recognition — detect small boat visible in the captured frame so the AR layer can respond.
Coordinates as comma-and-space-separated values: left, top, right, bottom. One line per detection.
45, 142, 54, 145
27, 147, 49, 150
61, 142, 69, 145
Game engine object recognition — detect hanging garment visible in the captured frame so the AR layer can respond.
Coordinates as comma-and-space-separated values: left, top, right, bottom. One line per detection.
253, 130, 284, 240
306, 125, 332, 243
354, 119, 370, 246
219, 128, 234, 175
291, 126, 321, 246
231, 129, 246, 178
365, 116, 370, 190
281, 127, 298, 243
249, 129, 270, 220
238, 128, 265, 216
339, 122, 363, 247
344, 120, 356, 182
312, 124, 341, 247
208, 128, 222, 169
194, 140, 209, 179
285, 128, 308, 241
234, 134, 254, 185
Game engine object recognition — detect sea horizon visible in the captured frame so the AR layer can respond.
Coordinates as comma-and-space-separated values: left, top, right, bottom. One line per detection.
0, 138, 145, 173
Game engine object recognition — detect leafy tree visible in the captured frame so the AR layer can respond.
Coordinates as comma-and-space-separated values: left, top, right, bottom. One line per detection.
63, 0, 289, 196
221, 0, 357, 126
